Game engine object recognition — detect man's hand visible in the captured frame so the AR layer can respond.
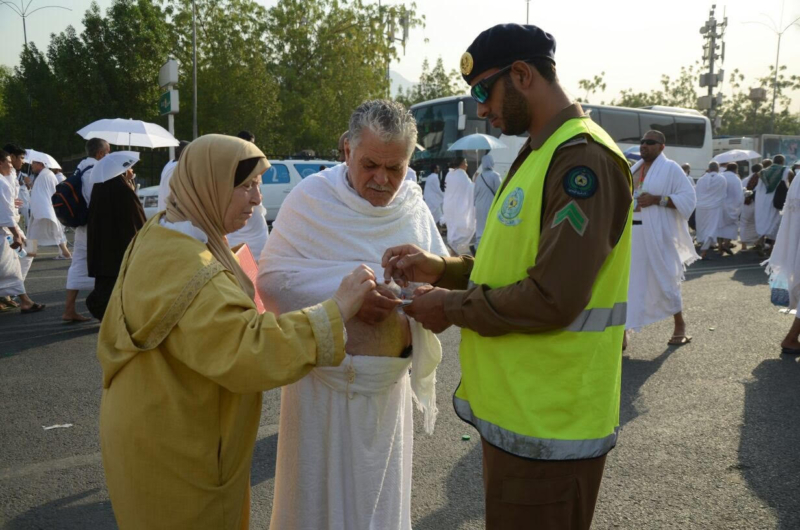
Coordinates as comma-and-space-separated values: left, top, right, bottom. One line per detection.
382, 244, 446, 286
355, 283, 403, 325
14, 199, 23, 208
637, 192, 660, 208
403, 286, 452, 333
8, 228, 25, 250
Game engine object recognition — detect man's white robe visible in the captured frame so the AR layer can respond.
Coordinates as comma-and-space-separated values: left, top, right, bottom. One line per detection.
739, 173, 760, 245
258, 164, 447, 530
754, 168, 790, 240
66, 158, 96, 291
695, 171, 727, 250
156, 159, 178, 212
767, 175, 800, 312
719, 170, 744, 240
27, 168, 64, 246
422, 173, 444, 224
0, 176, 25, 297
627, 155, 699, 330
442, 168, 475, 253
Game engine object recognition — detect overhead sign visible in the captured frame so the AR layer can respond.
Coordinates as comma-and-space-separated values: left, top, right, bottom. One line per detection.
159, 58, 179, 88
158, 90, 179, 116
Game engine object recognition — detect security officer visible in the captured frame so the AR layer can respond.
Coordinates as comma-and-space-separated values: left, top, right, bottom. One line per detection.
382, 24, 633, 529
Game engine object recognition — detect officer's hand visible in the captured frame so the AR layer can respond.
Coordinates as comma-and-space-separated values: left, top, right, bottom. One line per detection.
403, 286, 452, 333
355, 283, 402, 325
382, 244, 446, 287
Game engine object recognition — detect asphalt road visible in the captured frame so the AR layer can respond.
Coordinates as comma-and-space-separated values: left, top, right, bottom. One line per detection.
1, 245, 798, 529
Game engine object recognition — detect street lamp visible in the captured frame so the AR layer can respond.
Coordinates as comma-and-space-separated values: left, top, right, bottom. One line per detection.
0, 0, 71, 49
744, 1, 800, 134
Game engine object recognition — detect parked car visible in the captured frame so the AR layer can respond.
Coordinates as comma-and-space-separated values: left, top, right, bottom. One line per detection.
138, 159, 339, 223
261, 159, 338, 223
137, 185, 159, 220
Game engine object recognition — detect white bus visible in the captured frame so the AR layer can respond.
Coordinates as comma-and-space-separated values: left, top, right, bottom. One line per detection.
409, 97, 713, 181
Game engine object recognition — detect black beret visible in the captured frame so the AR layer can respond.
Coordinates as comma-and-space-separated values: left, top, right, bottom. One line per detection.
461, 24, 556, 84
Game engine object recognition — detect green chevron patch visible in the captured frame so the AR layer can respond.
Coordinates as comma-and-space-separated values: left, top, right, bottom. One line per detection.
552, 200, 588, 236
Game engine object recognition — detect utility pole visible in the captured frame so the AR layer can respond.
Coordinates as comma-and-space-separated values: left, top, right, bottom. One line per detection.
698, 5, 726, 135
378, 1, 410, 99
744, 0, 800, 134
1, 0, 71, 145
192, 0, 198, 139
526, 0, 530, 25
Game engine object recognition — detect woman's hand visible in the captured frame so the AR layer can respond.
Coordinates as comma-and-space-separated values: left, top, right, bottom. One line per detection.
333, 265, 377, 321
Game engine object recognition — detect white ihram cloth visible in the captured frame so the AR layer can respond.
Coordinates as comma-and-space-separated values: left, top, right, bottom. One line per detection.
474, 155, 501, 247
442, 168, 475, 253
258, 164, 446, 530
226, 203, 268, 258
422, 172, 444, 224
156, 159, 178, 212
766, 175, 800, 311
0, 176, 25, 297
695, 171, 727, 250
719, 170, 744, 240
627, 155, 699, 330
754, 168, 790, 240
66, 158, 96, 291
27, 168, 65, 246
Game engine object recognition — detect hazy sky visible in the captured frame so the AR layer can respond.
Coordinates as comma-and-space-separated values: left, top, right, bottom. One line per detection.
2, 0, 798, 110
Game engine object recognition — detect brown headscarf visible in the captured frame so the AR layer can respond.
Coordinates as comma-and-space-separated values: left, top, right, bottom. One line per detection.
165, 134, 269, 300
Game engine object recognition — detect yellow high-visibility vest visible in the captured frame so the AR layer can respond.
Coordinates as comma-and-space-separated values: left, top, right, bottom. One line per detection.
455, 116, 633, 460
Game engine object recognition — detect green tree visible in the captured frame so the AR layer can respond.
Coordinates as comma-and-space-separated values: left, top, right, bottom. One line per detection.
577, 72, 606, 104
169, 0, 281, 152
396, 56, 461, 107
265, 0, 423, 155
716, 66, 800, 136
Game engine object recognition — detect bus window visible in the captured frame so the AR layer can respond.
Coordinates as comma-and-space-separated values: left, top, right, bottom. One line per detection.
640, 114, 677, 145
598, 109, 640, 144
674, 117, 706, 148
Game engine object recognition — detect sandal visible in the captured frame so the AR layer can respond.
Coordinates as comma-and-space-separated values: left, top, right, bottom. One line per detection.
20, 303, 46, 314
668, 335, 692, 346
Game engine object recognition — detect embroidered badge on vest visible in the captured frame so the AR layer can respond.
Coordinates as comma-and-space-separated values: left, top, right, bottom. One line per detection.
563, 166, 598, 199
497, 187, 524, 226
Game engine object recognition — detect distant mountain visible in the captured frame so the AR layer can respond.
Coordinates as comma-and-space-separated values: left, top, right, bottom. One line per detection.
390, 70, 417, 96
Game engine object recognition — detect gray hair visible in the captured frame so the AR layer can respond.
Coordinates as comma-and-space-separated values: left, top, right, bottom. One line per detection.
348, 99, 417, 156
708, 161, 720, 172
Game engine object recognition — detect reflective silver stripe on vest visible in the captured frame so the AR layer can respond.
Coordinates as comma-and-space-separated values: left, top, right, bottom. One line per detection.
564, 302, 627, 333
454, 396, 619, 460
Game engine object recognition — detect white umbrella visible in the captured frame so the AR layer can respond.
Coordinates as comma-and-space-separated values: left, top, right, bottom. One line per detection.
77, 118, 179, 148
91, 151, 140, 184
25, 149, 62, 170
713, 149, 761, 164
447, 133, 508, 152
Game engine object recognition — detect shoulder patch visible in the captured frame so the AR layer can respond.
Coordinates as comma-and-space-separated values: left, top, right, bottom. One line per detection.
563, 166, 598, 199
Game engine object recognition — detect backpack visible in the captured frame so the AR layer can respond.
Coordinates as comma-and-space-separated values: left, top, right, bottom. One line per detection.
52, 165, 93, 227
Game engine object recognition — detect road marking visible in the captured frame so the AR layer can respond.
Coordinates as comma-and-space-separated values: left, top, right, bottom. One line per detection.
685, 264, 764, 275
0, 326, 99, 345
0, 424, 279, 481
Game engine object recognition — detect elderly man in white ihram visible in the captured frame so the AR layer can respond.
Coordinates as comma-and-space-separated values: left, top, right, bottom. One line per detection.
695, 161, 728, 260
258, 100, 446, 530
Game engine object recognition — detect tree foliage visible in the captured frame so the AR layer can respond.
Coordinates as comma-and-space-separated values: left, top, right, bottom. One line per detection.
576, 63, 800, 136
395, 56, 462, 107
0, 0, 423, 172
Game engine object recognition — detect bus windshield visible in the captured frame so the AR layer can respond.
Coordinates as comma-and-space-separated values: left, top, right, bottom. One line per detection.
411, 101, 459, 166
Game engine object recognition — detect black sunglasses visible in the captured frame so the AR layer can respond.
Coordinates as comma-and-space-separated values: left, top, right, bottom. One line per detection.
470, 65, 513, 103
640, 139, 663, 146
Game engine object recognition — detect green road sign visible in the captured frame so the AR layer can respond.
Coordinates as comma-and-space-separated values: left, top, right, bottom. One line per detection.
159, 90, 179, 115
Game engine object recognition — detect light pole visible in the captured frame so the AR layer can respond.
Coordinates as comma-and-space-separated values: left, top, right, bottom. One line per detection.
526, 0, 530, 24
0, 0, 71, 49
744, 0, 800, 133
748, 87, 767, 137
192, 0, 198, 139
1, 0, 71, 144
